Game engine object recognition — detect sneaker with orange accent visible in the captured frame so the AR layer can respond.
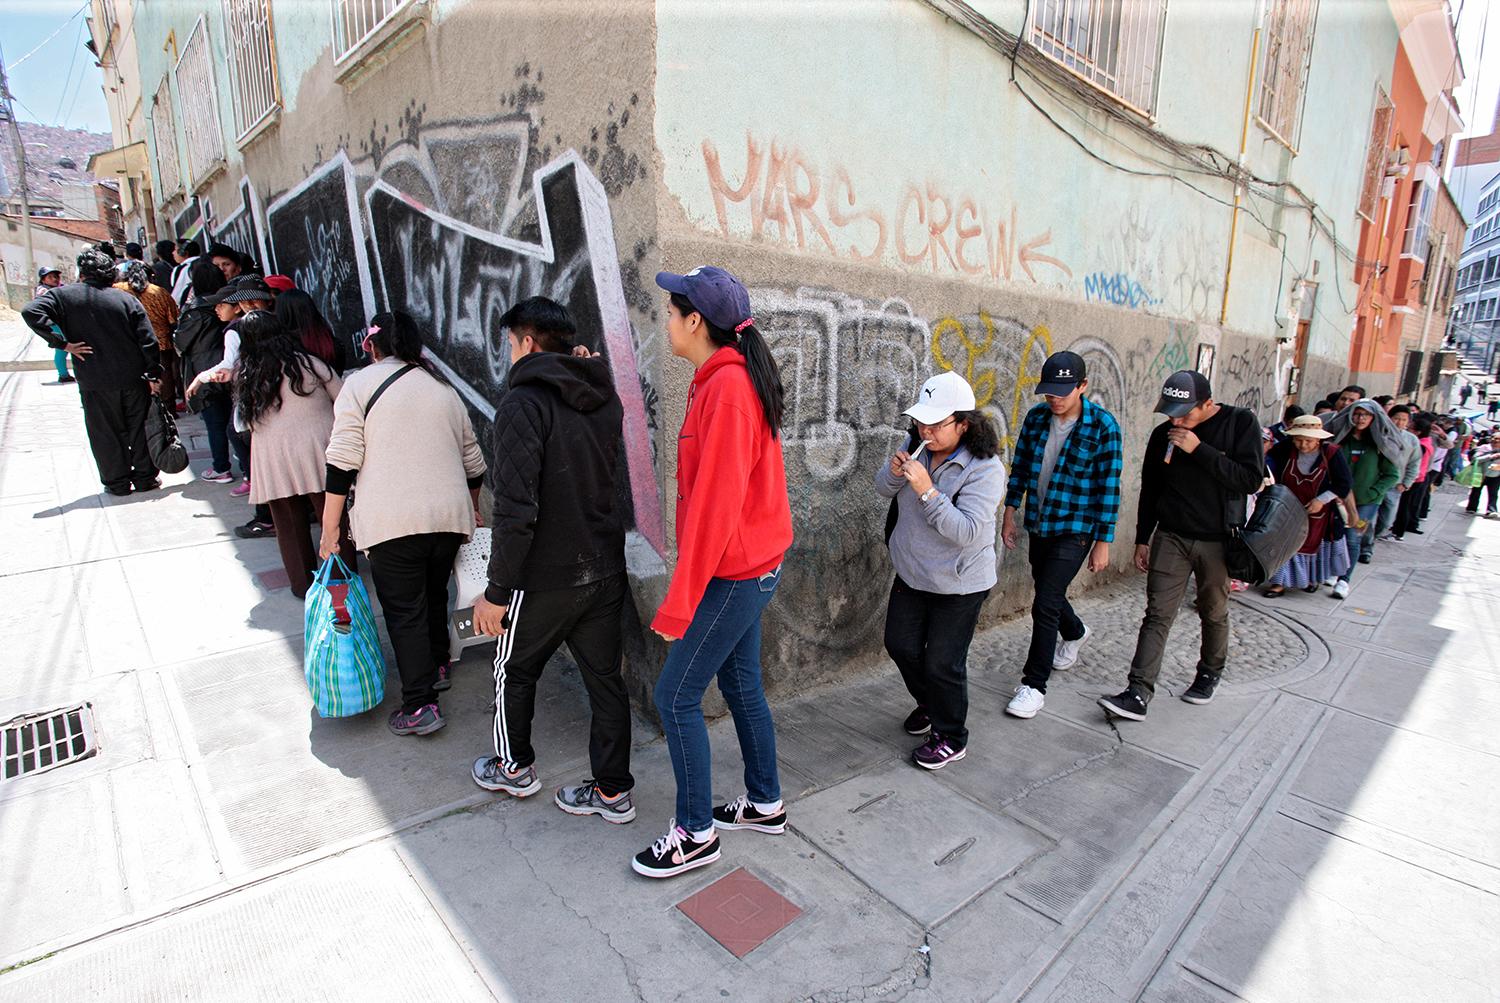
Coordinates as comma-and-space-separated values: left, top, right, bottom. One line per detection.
632, 821, 720, 879
555, 780, 635, 823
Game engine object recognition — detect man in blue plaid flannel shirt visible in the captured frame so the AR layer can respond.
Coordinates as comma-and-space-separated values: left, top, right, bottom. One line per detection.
1000, 351, 1122, 719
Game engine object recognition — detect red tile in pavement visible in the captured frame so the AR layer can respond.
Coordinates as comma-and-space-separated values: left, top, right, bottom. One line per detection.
676, 867, 802, 958
256, 568, 291, 591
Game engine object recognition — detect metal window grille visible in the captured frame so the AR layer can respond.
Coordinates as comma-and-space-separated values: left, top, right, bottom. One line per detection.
1357, 88, 1394, 222
3, 704, 97, 781
222, 0, 281, 142
1256, 0, 1319, 149
174, 16, 226, 189
149, 75, 182, 200
331, 0, 415, 64
1403, 168, 1436, 257
1026, 0, 1167, 117
1398, 350, 1422, 395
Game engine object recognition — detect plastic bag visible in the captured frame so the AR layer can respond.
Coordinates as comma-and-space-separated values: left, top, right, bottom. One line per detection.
304, 555, 385, 718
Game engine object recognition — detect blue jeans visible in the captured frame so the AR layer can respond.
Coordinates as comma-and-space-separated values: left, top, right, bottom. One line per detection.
53, 348, 70, 380
1339, 502, 1380, 582
654, 567, 782, 833
199, 393, 234, 475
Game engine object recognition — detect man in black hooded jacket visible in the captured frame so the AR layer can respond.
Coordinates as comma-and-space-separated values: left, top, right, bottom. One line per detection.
468, 296, 635, 824
23, 248, 161, 494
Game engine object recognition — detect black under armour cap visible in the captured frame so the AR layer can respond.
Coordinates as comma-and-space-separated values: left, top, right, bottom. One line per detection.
1155, 370, 1212, 418
1036, 351, 1087, 396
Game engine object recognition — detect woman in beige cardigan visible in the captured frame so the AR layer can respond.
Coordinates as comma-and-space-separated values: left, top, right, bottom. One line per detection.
233, 311, 357, 596
319, 311, 487, 737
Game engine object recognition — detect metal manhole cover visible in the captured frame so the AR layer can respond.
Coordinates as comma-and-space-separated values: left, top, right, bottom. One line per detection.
2, 703, 98, 781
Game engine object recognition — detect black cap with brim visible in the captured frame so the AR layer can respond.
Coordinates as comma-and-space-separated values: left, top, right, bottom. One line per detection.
1154, 370, 1211, 418
1035, 350, 1086, 397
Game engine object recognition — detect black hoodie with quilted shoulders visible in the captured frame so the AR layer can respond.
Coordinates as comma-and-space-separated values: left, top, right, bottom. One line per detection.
484, 350, 627, 604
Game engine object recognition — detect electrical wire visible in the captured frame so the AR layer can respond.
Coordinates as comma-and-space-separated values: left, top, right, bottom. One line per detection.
5, 2, 89, 70
51, 17, 84, 126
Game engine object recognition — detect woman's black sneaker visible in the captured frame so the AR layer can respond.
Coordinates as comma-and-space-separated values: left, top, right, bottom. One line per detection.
712, 794, 787, 834
235, 518, 276, 539
1181, 671, 1220, 705
1098, 688, 1148, 721
902, 705, 931, 735
632, 821, 720, 878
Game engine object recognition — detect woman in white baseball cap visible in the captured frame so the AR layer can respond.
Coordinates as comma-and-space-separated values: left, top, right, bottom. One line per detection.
876, 371, 1007, 771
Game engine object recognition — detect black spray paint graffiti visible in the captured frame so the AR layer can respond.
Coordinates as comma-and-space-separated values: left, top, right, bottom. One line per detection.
212, 177, 270, 270
364, 152, 664, 557
264, 152, 376, 350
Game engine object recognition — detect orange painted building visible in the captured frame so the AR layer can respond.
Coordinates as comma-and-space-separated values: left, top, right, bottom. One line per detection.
1347, 4, 1463, 392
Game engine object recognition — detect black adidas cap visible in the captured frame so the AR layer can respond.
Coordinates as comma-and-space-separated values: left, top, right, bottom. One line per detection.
1154, 370, 1212, 418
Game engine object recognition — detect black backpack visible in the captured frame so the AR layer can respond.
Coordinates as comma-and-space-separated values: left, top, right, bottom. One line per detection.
1225, 483, 1309, 585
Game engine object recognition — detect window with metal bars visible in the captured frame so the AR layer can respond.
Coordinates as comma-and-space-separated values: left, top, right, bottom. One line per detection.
175, 16, 227, 189
1025, 0, 1168, 118
1256, 0, 1319, 150
222, 0, 281, 143
149, 75, 183, 202
1357, 87, 1393, 223
332, 0, 416, 65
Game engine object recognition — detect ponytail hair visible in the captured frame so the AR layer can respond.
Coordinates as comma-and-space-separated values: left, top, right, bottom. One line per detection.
954, 409, 1001, 459
669, 292, 784, 434
366, 310, 443, 382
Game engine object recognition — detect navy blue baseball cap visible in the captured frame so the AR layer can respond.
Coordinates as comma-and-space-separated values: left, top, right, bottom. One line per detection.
1036, 351, 1087, 396
655, 266, 753, 332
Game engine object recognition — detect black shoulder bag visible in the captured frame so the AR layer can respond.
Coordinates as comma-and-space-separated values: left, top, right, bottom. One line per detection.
363, 364, 416, 417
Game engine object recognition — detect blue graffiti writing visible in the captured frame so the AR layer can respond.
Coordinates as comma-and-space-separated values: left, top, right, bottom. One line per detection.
1083, 271, 1160, 310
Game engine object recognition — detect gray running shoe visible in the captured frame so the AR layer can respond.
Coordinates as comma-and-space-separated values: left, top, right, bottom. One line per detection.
555, 780, 636, 824
471, 756, 541, 796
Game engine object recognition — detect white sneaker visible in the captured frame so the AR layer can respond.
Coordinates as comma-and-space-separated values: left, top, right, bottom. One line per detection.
1006, 684, 1045, 719
1322, 576, 1337, 587
1332, 580, 1350, 600
1053, 623, 1091, 670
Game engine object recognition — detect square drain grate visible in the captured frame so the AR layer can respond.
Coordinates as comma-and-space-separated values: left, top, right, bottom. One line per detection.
3, 703, 98, 781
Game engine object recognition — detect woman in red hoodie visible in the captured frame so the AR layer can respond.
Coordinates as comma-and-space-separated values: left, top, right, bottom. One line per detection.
632, 266, 794, 880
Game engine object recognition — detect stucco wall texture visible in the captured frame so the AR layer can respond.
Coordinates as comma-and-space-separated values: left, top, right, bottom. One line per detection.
124, 0, 1371, 705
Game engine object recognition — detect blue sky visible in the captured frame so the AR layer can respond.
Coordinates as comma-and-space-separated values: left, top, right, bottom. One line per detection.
0, 1, 113, 135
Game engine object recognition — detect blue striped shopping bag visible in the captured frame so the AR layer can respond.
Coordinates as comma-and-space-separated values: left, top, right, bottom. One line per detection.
304, 556, 386, 718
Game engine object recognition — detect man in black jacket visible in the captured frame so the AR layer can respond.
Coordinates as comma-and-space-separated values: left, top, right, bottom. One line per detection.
469, 296, 635, 824
23, 248, 162, 495
1100, 370, 1265, 720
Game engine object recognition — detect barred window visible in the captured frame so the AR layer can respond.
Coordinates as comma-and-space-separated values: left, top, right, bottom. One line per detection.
174, 16, 226, 188
1357, 87, 1394, 223
222, 0, 281, 142
1402, 167, 1436, 258
149, 75, 182, 201
1026, 0, 1168, 118
331, 0, 416, 64
1256, 0, 1319, 149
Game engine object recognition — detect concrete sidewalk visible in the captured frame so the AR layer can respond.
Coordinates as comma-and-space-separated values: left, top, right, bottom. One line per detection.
1, 314, 1497, 1002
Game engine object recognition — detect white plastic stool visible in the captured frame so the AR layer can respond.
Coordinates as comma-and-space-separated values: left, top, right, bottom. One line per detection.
449, 527, 493, 661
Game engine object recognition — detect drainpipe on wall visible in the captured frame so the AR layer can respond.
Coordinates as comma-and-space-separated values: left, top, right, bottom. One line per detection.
1220, 2, 1265, 328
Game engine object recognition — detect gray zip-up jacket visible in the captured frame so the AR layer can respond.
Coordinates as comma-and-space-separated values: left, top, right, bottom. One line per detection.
876, 445, 1007, 595
1397, 428, 1422, 488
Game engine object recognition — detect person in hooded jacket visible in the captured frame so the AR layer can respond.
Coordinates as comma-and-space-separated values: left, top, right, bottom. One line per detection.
468, 297, 636, 825
1327, 400, 1401, 599
22, 248, 161, 494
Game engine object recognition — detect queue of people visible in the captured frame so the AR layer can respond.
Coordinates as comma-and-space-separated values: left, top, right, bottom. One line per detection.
24, 246, 1497, 883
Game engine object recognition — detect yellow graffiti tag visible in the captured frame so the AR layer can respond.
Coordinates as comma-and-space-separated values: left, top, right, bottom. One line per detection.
1009, 324, 1054, 447
931, 311, 997, 408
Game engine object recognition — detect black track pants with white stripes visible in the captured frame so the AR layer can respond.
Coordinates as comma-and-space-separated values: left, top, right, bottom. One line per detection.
492, 572, 634, 796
